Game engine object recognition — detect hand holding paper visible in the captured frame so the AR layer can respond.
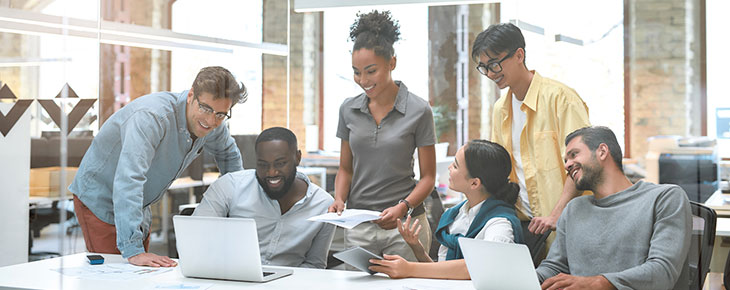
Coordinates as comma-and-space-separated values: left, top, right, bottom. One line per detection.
308, 209, 382, 229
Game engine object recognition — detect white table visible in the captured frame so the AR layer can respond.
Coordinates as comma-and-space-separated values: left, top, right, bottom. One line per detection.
704, 190, 730, 217
0, 253, 476, 290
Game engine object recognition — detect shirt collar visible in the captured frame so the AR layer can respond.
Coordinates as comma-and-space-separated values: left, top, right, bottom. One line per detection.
462, 198, 486, 215
521, 70, 541, 111
500, 70, 541, 116
293, 171, 314, 206
348, 81, 409, 115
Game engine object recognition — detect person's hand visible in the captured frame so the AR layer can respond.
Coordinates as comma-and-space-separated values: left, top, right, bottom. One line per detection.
397, 215, 423, 249
375, 204, 407, 230
541, 273, 615, 290
368, 254, 413, 279
328, 200, 346, 215
528, 216, 557, 234
128, 253, 177, 267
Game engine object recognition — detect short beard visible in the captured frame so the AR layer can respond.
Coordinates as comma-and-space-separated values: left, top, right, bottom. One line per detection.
574, 156, 603, 192
257, 170, 297, 200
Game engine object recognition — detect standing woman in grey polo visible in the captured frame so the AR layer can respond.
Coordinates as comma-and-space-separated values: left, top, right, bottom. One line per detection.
328, 10, 437, 262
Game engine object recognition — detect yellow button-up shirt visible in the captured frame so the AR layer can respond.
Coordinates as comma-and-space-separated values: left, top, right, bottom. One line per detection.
491, 71, 590, 220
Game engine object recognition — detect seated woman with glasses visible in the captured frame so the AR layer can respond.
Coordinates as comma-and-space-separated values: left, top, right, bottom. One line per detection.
369, 140, 523, 279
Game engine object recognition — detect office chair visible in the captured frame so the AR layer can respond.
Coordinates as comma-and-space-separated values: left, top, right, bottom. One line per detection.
425, 187, 445, 261
521, 227, 552, 267
168, 203, 199, 258
688, 201, 716, 290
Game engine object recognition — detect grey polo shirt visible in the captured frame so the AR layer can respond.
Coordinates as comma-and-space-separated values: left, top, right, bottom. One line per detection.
336, 81, 436, 211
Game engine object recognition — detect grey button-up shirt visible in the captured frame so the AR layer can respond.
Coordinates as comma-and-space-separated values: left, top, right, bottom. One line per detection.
336, 81, 436, 211
193, 170, 336, 269
69, 90, 243, 258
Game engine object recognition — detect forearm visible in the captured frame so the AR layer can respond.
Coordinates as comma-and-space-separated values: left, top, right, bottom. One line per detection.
334, 168, 352, 203
406, 175, 434, 207
408, 259, 470, 280
408, 242, 433, 263
409, 145, 436, 207
548, 177, 580, 219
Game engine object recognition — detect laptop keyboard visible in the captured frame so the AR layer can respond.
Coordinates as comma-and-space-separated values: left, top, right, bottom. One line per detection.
263, 271, 274, 277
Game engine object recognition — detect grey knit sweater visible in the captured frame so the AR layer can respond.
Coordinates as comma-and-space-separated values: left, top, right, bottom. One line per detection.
536, 181, 692, 290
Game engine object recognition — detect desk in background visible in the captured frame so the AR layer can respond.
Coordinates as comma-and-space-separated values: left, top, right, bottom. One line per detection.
157, 172, 220, 242
0, 253, 475, 290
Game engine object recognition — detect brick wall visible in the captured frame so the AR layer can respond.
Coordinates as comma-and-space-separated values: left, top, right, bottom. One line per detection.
262, 0, 307, 153
99, 0, 171, 125
628, 0, 701, 162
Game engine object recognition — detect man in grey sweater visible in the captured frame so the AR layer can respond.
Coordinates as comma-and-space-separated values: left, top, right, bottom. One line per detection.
537, 126, 691, 290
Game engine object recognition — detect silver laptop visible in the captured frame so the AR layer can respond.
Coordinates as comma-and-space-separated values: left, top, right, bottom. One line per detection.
459, 237, 541, 290
173, 215, 292, 282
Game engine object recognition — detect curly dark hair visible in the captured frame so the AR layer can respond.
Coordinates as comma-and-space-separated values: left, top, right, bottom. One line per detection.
349, 10, 401, 59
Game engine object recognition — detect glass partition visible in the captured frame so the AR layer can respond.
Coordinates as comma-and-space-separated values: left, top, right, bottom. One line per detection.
0, 0, 724, 281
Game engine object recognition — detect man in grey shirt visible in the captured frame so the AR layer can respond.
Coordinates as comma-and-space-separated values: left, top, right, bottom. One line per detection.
193, 127, 335, 268
537, 126, 691, 290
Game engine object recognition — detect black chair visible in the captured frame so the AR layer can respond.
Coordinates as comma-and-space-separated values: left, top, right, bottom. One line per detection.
425, 187, 445, 261
168, 203, 198, 258
522, 227, 552, 267
688, 201, 716, 290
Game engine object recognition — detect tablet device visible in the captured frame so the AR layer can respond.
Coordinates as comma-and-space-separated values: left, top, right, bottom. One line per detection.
332, 247, 383, 274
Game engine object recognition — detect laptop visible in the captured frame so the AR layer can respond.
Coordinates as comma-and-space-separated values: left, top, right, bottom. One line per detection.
459, 237, 541, 290
173, 215, 293, 282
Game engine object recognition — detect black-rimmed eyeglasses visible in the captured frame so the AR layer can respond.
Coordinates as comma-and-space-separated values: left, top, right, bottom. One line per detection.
475, 50, 516, 75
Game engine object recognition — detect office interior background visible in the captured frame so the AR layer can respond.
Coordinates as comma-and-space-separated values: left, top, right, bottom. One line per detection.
0, 0, 729, 269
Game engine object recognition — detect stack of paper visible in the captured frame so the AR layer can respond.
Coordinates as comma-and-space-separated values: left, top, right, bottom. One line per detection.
307, 209, 381, 229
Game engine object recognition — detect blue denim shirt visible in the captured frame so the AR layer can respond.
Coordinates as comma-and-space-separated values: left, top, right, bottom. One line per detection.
69, 90, 243, 258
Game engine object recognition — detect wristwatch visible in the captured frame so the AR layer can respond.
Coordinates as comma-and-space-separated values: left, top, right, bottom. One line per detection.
398, 199, 414, 217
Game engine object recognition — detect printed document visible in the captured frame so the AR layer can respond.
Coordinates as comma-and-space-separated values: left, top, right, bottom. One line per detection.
307, 209, 381, 229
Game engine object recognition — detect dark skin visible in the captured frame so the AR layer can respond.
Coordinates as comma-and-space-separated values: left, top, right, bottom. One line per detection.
255, 140, 307, 214
329, 48, 436, 230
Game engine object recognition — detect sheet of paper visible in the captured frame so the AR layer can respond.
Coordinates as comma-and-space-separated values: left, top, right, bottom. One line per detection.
307, 209, 381, 229
53, 263, 173, 281
380, 284, 463, 290
144, 282, 213, 290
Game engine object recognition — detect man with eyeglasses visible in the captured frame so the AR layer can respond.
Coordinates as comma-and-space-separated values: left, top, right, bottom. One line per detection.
472, 23, 590, 244
69, 66, 246, 267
